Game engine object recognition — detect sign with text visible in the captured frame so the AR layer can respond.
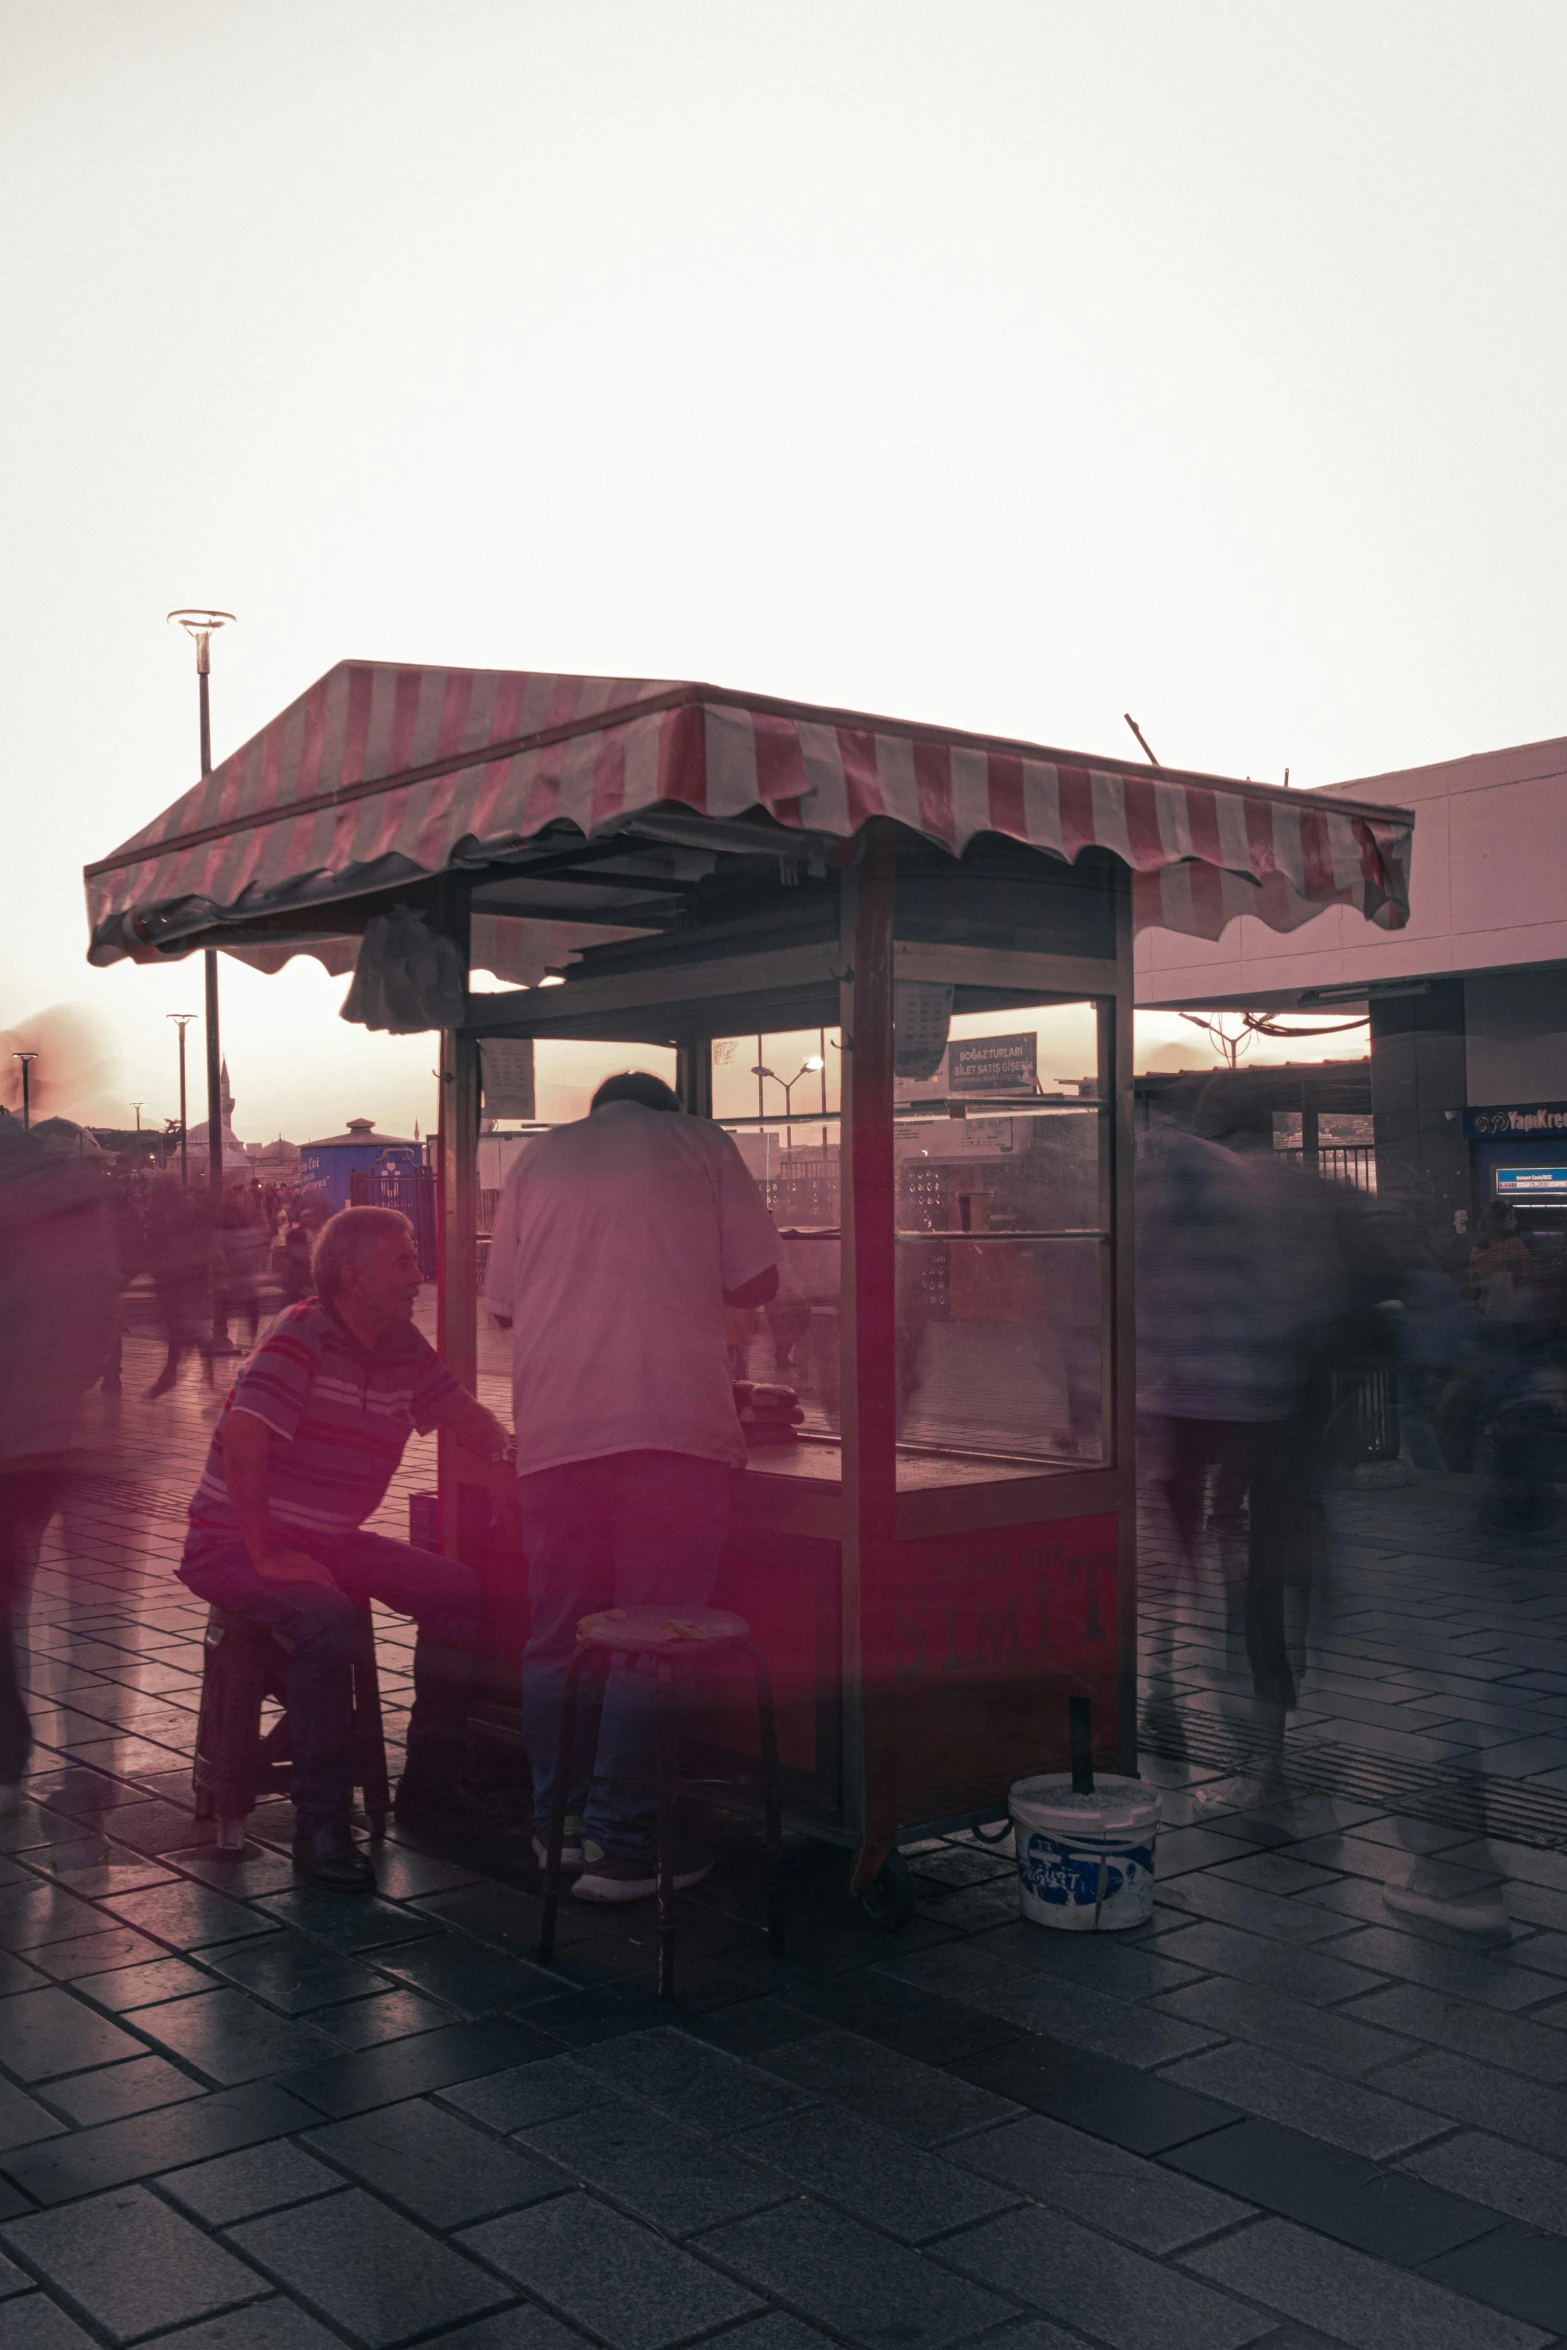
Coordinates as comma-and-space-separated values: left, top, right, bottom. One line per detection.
948, 1032, 1038, 1096
480, 1038, 536, 1120
1495, 1166, 1567, 1197
1464, 1102, 1567, 1139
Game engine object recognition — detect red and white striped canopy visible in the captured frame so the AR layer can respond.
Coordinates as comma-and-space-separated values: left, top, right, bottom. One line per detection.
85, 661, 1413, 966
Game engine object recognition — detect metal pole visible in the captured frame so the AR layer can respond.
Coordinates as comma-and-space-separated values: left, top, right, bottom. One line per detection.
167, 612, 234, 1211
198, 663, 223, 1208
168, 1016, 195, 1188
13, 1052, 38, 1131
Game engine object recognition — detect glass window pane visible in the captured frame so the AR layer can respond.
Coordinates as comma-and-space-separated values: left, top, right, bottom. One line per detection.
718, 1028, 843, 1451
894, 998, 1108, 1479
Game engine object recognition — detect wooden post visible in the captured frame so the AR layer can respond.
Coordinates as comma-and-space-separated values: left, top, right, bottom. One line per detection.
433, 885, 478, 1560
1108, 869, 1140, 1777
840, 822, 897, 1869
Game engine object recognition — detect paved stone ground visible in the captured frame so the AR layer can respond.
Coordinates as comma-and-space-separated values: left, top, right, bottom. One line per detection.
2, 1333, 1566, 2347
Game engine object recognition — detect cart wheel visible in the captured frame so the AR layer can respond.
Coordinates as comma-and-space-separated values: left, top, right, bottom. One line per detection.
857, 1852, 914, 1931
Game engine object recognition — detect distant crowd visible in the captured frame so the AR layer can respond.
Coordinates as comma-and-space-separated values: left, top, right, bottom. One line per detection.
98, 1172, 333, 1393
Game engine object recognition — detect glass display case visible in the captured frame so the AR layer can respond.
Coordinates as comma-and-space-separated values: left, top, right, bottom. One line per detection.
461, 823, 1137, 1886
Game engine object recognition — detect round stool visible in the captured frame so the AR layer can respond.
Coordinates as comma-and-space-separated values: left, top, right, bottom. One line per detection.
537, 1605, 785, 1998
191, 1604, 390, 1852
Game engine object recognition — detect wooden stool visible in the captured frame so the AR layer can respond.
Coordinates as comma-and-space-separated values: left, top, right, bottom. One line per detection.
537, 1605, 784, 1998
191, 1604, 391, 1851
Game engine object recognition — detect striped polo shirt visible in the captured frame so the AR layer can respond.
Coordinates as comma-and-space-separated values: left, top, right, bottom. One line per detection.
186, 1298, 466, 1545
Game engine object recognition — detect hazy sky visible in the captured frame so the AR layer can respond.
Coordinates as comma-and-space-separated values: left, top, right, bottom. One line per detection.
3, 3, 1562, 1138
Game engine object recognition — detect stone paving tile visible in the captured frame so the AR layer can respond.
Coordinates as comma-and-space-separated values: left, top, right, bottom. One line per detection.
379, 1936, 562, 2016
1145, 1917, 1393, 2006
0, 2076, 66, 2151
1159, 2041, 1445, 2160
759, 2029, 1021, 2143
953, 2036, 1239, 2156
310, 1986, 454, 2048
523, 2098, 787, 2236
1150, 1974, 1422, 2078
936, 2203, 1270, 2350
953, 2111, 1251, 2254
0, 2080, 319, 2204
1155, 1871, 1357, 1943
1337, 1980, 1567, 2080
1423, 2224, 1567, 2334
1399, 2128, 1567, 2236
139, 2299, 345, 2348
945, 1969, 1223, 2069
0, 1886, 116, 1952
714, 2315, 854, 2350
437, 2055, 617, 2135
735, 2103, 1016, 2243
27, 1925, 173, 1982
70, 1955, 214, 2013
965, 1919, 1209, 2000
102, 1882, 279, 1952
571, 2026, 815, 2133
785, 1974, 1020, 2064
1, 2182, 268, 2343
279, 2017, 557, 2117
233, 2186, 511, 2347
468, 2191, 761, 2350
1164, 2114, 1503, 2265
0, 2295, 101, 2348
305, 2097, 569, 2229
1319, 1924, 1564, 2011
0, 1986, 148, 2081
414, 2311, 597, 2350
250, 1887, 442, 1956
41, 2053, 207, 2126
159, 2139, 345, 2227
1185, 2214, 1551, 2350
696, 2196, 1013, 2350
125, 1987, 343, 2086
200, 1932, 394, 2015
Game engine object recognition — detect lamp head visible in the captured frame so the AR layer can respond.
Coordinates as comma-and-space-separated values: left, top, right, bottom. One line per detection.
167, 609, 236, 674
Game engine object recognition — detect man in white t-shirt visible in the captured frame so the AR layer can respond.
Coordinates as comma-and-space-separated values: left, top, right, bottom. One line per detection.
483, 1071, 779, 1902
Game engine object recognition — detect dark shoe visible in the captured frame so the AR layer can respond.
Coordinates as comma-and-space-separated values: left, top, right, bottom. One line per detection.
145, 1373, 176, 1399
572, 1841, 714, 1905
293, 1820, 376, 1893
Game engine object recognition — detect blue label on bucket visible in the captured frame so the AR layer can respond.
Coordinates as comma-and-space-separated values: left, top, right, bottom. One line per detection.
1018, 1830, 1154, 1909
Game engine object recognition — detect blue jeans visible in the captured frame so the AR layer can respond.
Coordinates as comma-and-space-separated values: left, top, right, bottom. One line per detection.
180, 1529, 479, 1834
519, 1451, 731, 1860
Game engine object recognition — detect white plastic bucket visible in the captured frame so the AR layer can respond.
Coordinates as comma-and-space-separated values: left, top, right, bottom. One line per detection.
1009, 1774, 1162, 1931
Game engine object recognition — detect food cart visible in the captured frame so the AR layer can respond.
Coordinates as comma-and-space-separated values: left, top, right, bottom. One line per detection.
85, 663, 1414, 1910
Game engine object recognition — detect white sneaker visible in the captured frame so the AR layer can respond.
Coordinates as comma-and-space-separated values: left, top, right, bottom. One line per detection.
1384, 1879, 1509, 1935
572, 1843, 715, 1904
533, 1817, 586, 1873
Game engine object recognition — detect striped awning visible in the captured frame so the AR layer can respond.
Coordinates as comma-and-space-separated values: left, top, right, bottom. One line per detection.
85, 661, 1413, 966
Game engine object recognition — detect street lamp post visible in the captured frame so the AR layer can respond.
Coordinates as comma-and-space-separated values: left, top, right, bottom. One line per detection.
168, 611, 235, 1207
167, 1015, 196, 1188
751, 1054, 825, 1121
12, 1051, 38, 1131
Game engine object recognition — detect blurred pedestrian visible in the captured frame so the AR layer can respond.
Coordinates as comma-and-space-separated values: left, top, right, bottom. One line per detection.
145, 1179, 216, 1397
0, 1120, 117, 1803
215, 1182, 270, 1352
1137, 1088, 1336, 1789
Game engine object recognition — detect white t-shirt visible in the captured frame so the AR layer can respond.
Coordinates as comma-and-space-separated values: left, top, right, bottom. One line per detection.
483, 1100, 780, 1476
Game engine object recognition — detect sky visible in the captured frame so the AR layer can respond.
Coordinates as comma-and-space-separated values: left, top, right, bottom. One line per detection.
1, 2, 1562, 1139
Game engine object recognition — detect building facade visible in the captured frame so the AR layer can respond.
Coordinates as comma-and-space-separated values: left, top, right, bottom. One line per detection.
1136, 732, 1567, 1253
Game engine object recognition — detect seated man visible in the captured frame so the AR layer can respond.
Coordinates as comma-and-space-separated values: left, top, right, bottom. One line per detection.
180, 1205, 514, 1891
